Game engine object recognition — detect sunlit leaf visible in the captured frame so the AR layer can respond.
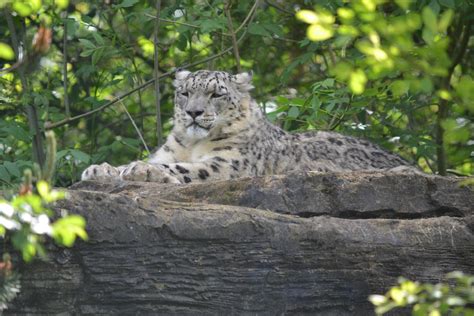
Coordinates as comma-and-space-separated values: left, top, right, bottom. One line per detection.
337, 8, 355, 21
438, 9, 454, 32
55, 0, 69, 9
12, 2, 33, 16
52, 215, 88, 247
395, 0, 411, 9
37, 181, 49, 200
349, 69, 367, 94
307, 24, 334, 41
361, 0, 377, 12
437, 89, 451, 100
368, 294, 387, 306
391, 80, 409, 96
296, 10, 319, 24
389, 287, 406, 304
0, 42, 15, 60
330, 61, 353, 81
429, 310, 441, 316
30, 0, 42, 12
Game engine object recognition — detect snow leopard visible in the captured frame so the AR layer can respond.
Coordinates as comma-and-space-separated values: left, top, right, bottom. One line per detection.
81, 69, 415, 184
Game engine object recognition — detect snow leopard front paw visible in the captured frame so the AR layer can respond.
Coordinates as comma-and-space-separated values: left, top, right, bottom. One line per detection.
81, 162, 120, 181
119, 161, 181, 184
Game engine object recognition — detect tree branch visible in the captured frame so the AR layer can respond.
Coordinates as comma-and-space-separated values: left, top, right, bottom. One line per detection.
63, 15, 70, 118
264, 0, 293, 15
153, 0, 164, 146
5, 11, 45, 167
45, 1, 258, 130
225, 0, 242, 72
118, 100, 150, 155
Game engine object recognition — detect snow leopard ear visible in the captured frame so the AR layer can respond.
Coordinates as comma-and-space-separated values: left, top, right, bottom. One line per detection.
173, 69, 191, 87
232, 71, 254, 92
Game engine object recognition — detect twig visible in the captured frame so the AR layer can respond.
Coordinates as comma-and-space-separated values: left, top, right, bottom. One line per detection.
153, 0, 163, 146
5, 10, 45, 167
63, 15, 70, 118
233, 0, 260, 34
264, 0, 293, 15
45, 1, 258, 130
143, 0, 259, 36
118, 100, 150, 155
144, 15, 201, 29
423, 156, 435, 174
225, 0, 242, 72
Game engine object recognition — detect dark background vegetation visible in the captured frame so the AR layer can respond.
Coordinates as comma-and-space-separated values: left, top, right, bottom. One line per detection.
0, 0, 473, 188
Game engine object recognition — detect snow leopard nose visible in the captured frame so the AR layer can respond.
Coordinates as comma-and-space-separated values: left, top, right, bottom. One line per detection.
186, 110, 204, 119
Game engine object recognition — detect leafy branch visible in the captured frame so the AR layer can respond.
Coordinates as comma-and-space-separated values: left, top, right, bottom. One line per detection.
45, 0, 259, 131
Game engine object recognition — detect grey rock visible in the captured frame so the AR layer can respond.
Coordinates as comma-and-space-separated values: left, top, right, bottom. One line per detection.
7, 172, 474, 315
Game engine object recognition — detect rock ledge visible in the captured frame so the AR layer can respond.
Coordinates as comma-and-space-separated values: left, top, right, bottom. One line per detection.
8, 172, 474, 315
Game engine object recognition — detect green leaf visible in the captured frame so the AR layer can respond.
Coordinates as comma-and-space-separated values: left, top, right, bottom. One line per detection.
262, 23, 284, 37
288, 106, 300, 118
391, 80, 409, 96
0, 42, 15, 60
92, 47, 105, 65
37, 181, 49, 200
438, 0, 455, 8
0, 165, 10, 183
311, 96, 322, 118
52, 215, 88, 247
176, 33, 188, 51
69, 149, 91, 164
79, 49, 94, 57
395, 0, 411, 9
78, 39, 96, 50
369, 294, 387, 306
12, 2, 32, 16
330, 61, 353, 81
422, 7, 437, 33
296, 10, 319, 24
3, 161, 21, 178
92, 32, 105, 46
321, 78, 335, 88
248, 23, 271, 36
307, 24, 334, 41
198, 19, 225, 33
337, 7, 355, 21
65, 18, 77, 37
116, 0, 139, 8
349, 69, 367, 95
55, 0, 69, 9
438, 9, 453, 32
420, 77, 433, 93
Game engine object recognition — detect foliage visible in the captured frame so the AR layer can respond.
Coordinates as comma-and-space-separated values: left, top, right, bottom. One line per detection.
369, 272, 474, 315
296, 0, 473, 175
0, 0, 473, 188
0, 130, 87, 311
0, 176, 87, 311
0, 180, 87, 261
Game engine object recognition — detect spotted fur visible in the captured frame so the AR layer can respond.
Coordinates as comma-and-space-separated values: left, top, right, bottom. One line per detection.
81, 70, 416, 184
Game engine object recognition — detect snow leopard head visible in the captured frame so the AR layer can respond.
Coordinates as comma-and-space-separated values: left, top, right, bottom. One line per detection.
172, 69, 254, 139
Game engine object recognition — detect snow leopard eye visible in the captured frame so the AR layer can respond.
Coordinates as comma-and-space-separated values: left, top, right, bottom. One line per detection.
179, 91, 189, 98
211, 92, 225, 98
